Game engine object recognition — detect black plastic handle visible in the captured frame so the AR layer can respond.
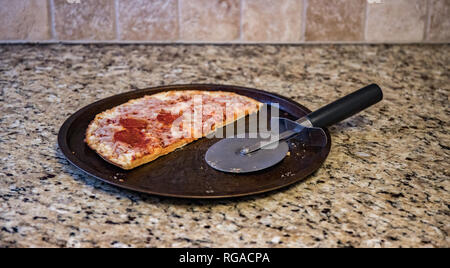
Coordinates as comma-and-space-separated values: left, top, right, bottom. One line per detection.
306, 84, 383, 128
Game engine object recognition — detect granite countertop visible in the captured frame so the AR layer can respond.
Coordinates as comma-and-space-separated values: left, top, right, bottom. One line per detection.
0, 44, 448, 248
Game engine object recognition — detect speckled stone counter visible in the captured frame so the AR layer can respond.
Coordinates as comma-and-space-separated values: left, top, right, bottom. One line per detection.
0, 44, 448, 248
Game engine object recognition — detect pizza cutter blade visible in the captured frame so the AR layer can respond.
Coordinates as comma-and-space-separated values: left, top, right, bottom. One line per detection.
205, 133, 290, 173
205, 119, 326, 173
205, 84, 383, 173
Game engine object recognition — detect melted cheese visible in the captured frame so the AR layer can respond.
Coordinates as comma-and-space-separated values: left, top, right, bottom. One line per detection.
86, 90, 262, 168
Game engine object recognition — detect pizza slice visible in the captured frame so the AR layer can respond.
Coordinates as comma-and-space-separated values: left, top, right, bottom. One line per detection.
85, 90, 263, 170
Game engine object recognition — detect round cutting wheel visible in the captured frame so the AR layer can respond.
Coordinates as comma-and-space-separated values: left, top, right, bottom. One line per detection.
205, 134, 290, 173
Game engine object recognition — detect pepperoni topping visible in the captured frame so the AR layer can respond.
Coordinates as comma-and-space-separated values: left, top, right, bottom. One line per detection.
156, 110, 180, 125
114, 128, 146, 148
119, 118, 148, 129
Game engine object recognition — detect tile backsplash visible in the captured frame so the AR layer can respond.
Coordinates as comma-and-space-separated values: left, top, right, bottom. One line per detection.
0, 0, 448, 43
305, 0, 366, 42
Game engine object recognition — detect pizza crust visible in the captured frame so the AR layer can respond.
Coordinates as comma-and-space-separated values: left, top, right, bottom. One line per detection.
85, 90, 262, 170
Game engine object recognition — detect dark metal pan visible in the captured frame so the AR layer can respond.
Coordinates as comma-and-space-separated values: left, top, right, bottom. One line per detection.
58, 84, 331, 198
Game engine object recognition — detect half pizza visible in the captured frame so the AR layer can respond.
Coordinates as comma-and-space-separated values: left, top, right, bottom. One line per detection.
85, 90, 263, 169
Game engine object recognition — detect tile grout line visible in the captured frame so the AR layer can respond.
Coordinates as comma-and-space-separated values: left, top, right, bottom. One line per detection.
424, 0, 431, 41
364, 0, 369, 42
49, 0, 56, 40
301, 0, 308, 42
239, 0, 243, 41
114, 0, 120, 40
177, 0, 182, 42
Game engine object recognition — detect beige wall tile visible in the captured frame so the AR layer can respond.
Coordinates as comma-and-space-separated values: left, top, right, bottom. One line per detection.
427, 0, 450, 41
305, 0, 365, 42
54, 0, 115, 40
242, 0, 303, 42
366, 0, 427, 42
0, 0, 50, 40
118, 0, 178, 41
179, 0, 240, 42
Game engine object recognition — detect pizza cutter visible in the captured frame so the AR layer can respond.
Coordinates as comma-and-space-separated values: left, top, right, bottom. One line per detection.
205, 84, 383, 173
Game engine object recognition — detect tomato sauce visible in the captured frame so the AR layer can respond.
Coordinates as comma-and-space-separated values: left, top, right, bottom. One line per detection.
178, 95, 192, 102
119, 118, 148, 129
114, 118, 149, 147
114, 128, 146, 148
156, 110, 180, 125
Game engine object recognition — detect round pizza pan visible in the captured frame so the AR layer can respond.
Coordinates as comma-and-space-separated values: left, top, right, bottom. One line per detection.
58, 84, 331, 199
